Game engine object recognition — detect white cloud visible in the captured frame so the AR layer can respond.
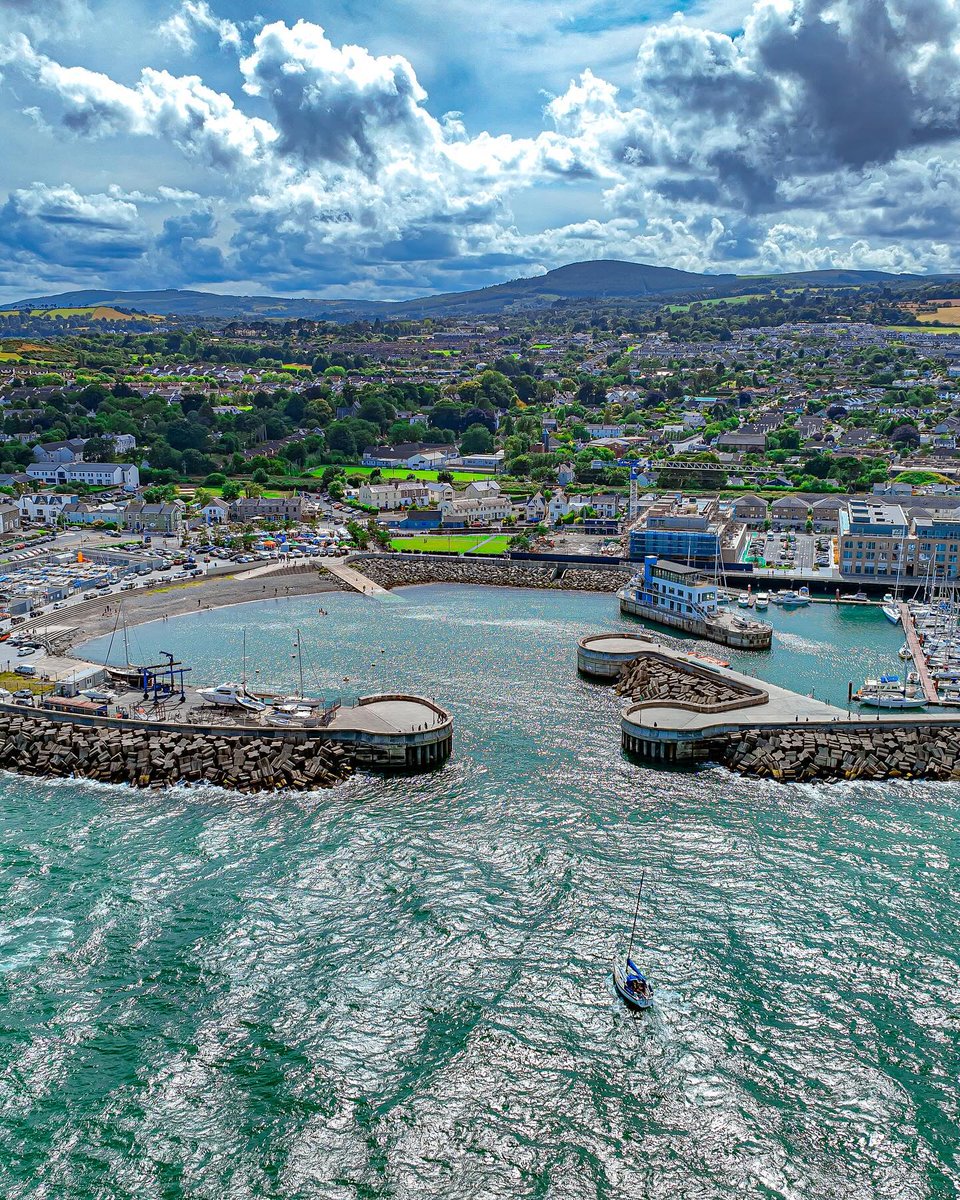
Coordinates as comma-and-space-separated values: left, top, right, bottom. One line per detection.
157, 1, 242, 54
4, 0, 960, 295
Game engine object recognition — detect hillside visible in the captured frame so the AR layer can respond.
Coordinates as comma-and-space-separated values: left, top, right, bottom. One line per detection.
4, 260, 957, 322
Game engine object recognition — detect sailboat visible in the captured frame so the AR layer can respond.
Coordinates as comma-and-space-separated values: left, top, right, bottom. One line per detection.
612, 873, 653, 1011
882, 537, 907, 623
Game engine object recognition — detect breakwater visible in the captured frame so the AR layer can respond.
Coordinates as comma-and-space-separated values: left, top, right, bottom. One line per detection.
0, 709, 354, 792
613, 643, 960, 782
349, 554, 632, 592
720, 723, 960, 782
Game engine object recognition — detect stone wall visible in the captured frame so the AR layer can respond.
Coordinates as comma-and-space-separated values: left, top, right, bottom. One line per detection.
351, 555, 632, 593
0, 712, 354, 792
616, 655, 764, 710
720, 722, 960, 781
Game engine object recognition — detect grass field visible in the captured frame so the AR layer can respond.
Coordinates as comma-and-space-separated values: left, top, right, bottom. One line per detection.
884, 325, 958, 334
311, 465, 490, 483
390, 534, 510, 555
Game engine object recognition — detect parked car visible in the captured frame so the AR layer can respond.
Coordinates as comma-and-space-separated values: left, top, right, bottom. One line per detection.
14, 665, 36, 677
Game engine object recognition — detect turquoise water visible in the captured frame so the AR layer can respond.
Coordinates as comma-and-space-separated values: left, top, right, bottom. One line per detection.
0, 585, 955, 1198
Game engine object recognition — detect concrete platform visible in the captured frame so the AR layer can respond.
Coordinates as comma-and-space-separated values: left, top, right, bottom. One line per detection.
577, 632, 654, 679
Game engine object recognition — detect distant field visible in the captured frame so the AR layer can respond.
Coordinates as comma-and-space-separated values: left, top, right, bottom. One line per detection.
311, 465, 490, 483
28, 305, 159, 321
0, 352, 21, 362
885, 324, 958, 334
916, 303, 960, 326
390, 534, 509, 555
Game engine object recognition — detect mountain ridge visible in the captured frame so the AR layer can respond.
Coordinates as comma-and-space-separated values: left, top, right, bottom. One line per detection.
2, 259, 954, 322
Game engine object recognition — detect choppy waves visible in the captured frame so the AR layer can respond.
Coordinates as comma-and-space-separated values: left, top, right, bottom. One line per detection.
1, 586, 957, 1198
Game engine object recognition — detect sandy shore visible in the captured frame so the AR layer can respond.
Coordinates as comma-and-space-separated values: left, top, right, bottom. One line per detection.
52, 569, 346, 655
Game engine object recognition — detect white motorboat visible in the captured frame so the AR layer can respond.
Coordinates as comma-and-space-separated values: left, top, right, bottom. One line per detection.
754, 591, 770, 611
858, 692, 926, 709
197, 682, 267, 712
855, 675, 920, 699
737, 592, 752, 608
881, 604, 902, 625
772, 589, 810, 608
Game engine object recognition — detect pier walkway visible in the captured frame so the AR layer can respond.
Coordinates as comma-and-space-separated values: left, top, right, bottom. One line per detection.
901, 602, 939, 705
321, 560, 389, 596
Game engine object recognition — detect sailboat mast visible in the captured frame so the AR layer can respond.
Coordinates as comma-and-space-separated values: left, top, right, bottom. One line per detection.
242, 629, 247, 687
626, 870, 645, 964
297, 628, 304, 698
121, 604, 130, 665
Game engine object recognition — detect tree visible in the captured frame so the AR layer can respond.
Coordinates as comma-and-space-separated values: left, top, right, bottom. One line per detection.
221, 481, 241, 501
326, 422, 357, 458
460, 423, 494, 454
82, 434, 115, 461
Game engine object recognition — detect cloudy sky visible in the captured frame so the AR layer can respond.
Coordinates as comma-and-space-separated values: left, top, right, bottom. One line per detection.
0, 0, 958, 302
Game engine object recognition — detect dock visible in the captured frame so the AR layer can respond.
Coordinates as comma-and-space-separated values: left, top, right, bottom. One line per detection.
900, 602, 939, 705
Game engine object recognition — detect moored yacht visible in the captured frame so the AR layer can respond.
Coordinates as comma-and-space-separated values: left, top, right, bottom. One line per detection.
197, 682, 268, 712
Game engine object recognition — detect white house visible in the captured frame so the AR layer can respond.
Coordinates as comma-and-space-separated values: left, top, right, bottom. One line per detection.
25, 462, 140, 491
525, 492, 546, 522
464, 480, 501, 500
16, 492, 80, 523
201, 498, 231, 524
440, 495, 512, 526
547, 491, 570, 523
358, 480, 432, 510
585, 423, 625, 439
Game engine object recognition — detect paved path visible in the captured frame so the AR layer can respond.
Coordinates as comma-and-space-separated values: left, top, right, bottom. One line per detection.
321, 560, 388, 596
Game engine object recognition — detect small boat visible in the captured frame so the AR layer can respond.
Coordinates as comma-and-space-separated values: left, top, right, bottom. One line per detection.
265, 704, 319, 728
737, 592, 751, 608
851, 591, 870, 602
881, 604, 902, 625
898, 644, 913, 661
613, 874, 653, 1012
754, 591, 770, 611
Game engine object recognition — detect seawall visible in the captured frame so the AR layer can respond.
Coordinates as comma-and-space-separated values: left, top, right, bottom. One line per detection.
348, 553, 633, 592
0, 710, 355, 792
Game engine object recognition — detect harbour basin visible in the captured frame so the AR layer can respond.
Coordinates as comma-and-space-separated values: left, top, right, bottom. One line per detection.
0, 583, 952, 1197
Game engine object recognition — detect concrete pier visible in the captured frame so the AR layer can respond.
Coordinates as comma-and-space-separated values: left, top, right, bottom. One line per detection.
611, 642, 960, 781
577, 632, 655, 679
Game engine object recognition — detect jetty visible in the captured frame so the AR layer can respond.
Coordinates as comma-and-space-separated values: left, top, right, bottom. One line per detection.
323, 559, 391, 595
901, 601, 940, 705
604, 641, 960, 782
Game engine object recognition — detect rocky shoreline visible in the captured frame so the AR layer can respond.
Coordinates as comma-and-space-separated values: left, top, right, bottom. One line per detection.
0, 712, 354, 792
351, 554, 632, 592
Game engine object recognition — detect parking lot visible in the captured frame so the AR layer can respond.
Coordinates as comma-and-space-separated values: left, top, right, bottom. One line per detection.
743, 531, 835, 573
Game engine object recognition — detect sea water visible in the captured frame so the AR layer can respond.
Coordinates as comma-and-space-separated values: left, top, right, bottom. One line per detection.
0, 585, 954, 1198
